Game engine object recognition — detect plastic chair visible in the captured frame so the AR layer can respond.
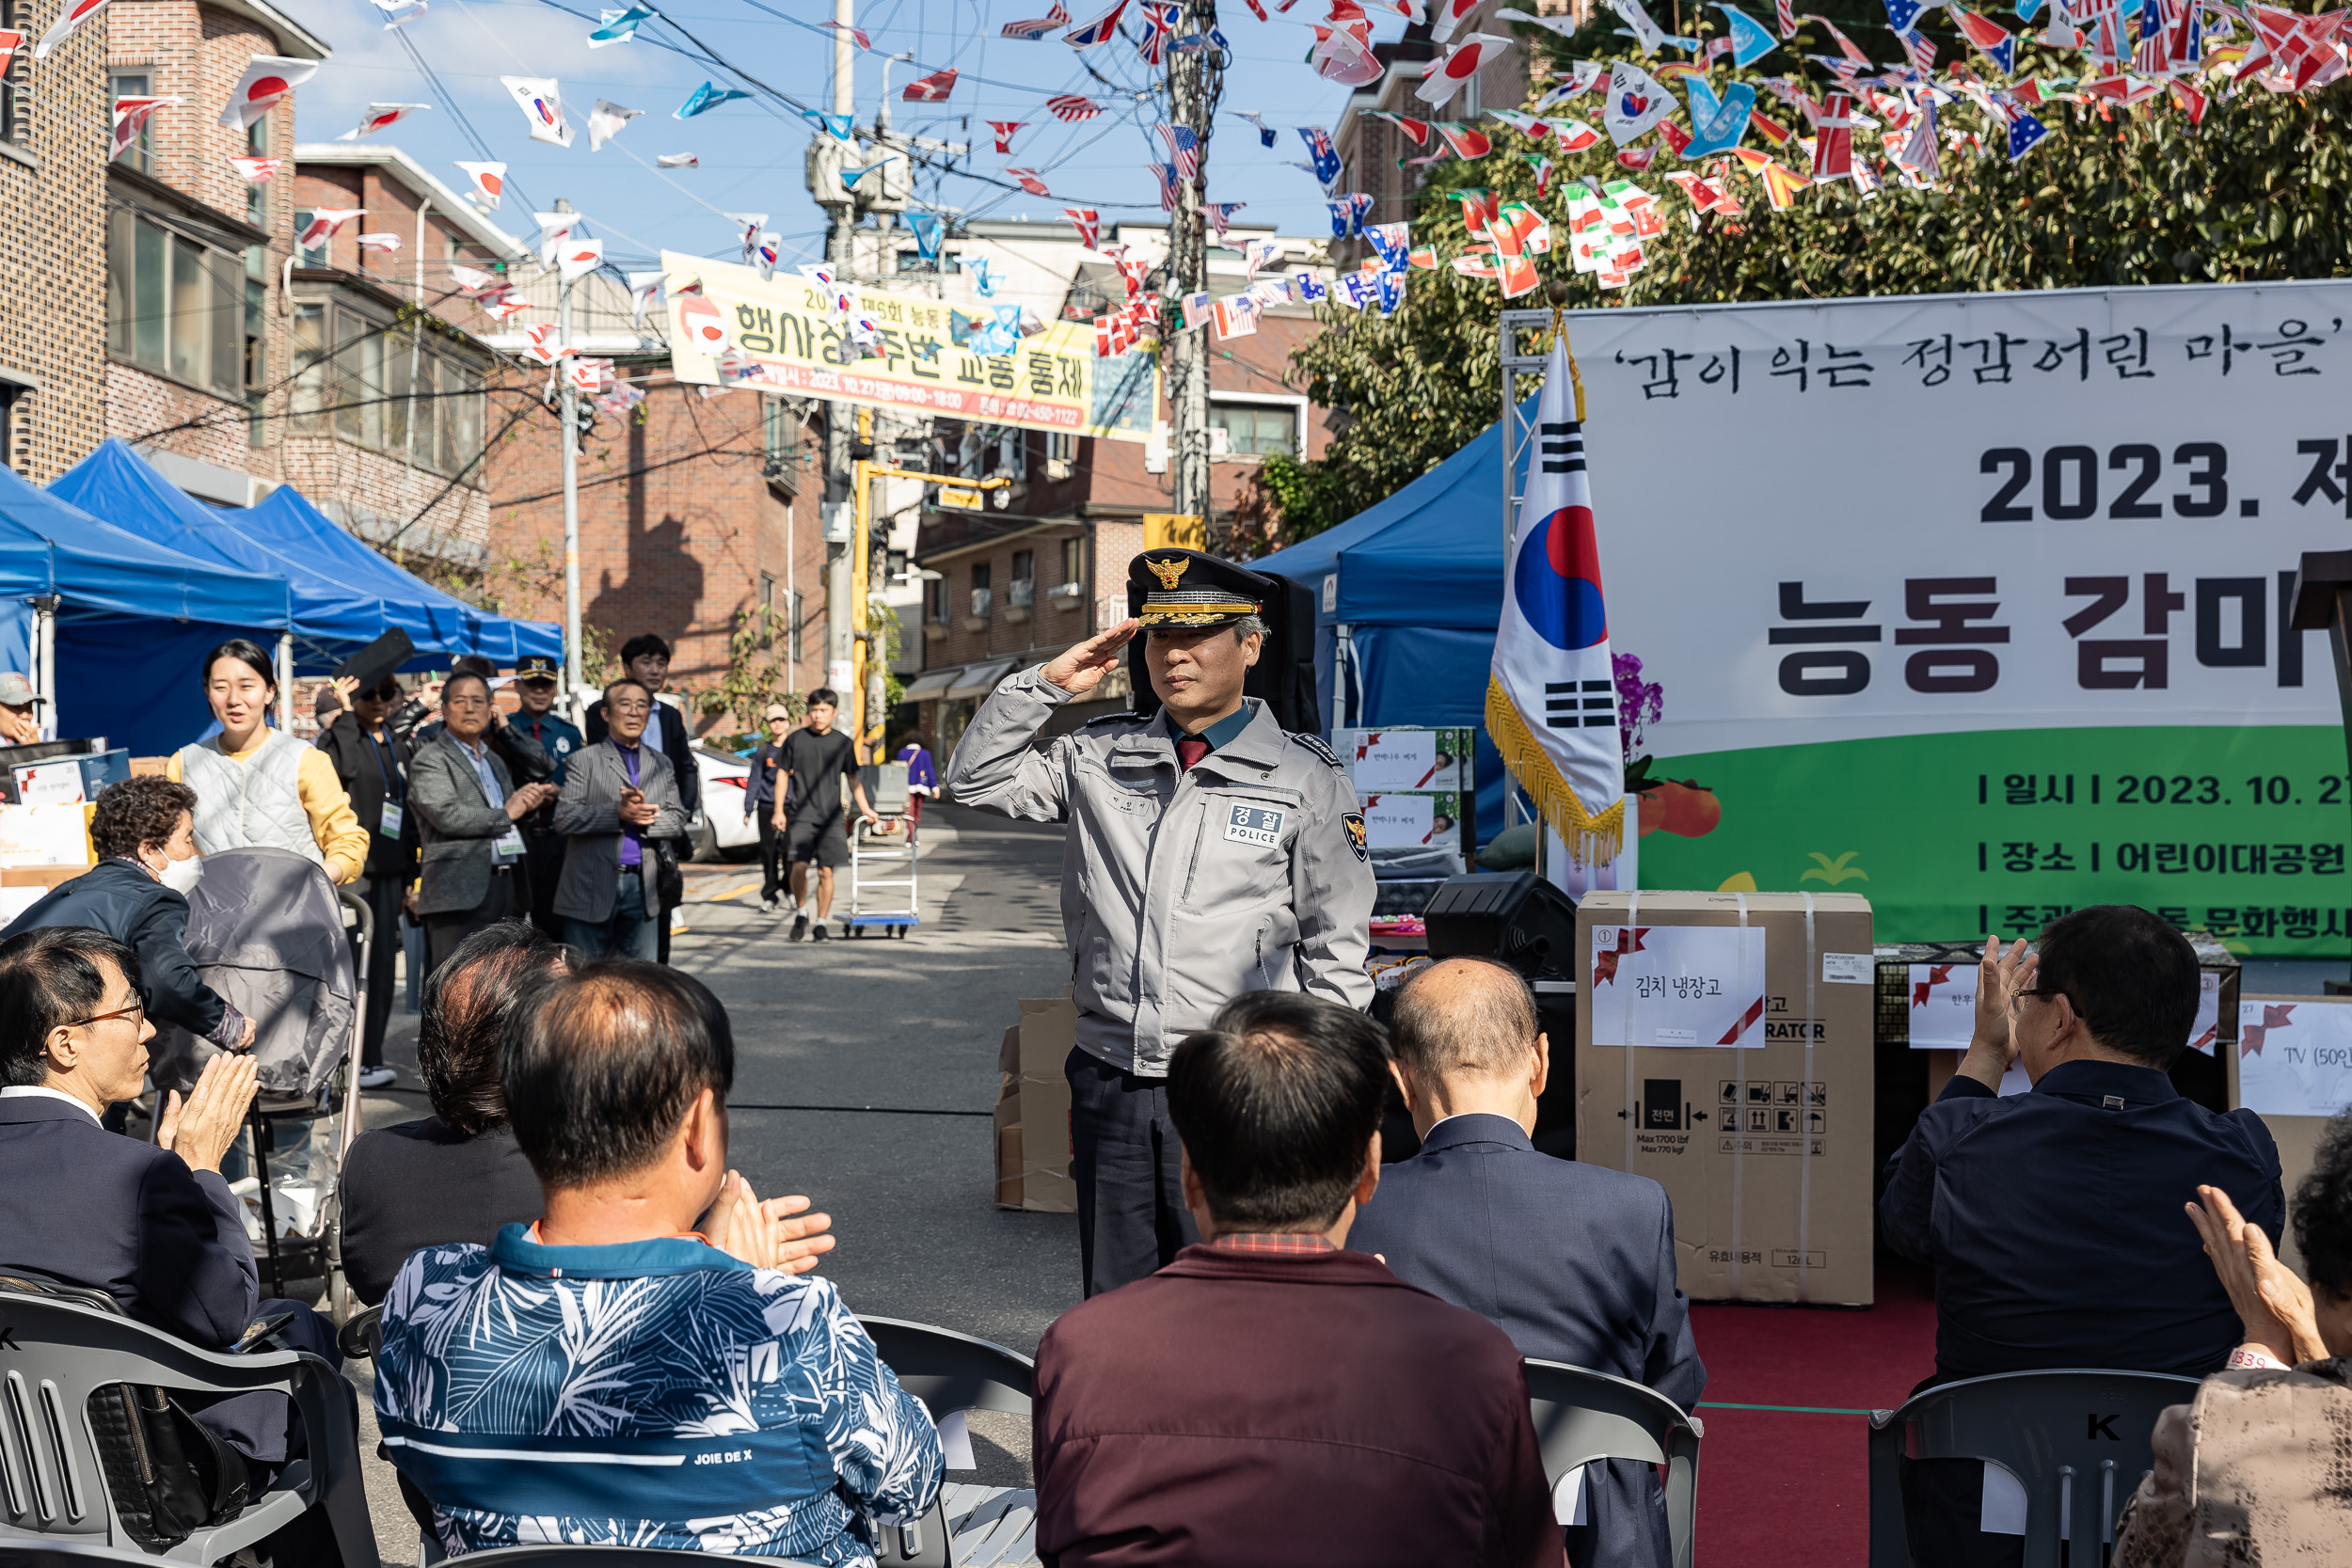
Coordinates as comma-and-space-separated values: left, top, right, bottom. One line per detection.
1866, 1369, 2201, 1568
0, 1290, 376, 1566
857, 1319, 1035, 1568
1521, 1359, 1702, 1568
0, 1540, 164, 1565
430, 1553, 818, 1566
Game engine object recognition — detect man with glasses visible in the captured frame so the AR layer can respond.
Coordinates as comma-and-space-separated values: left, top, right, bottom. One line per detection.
0, 925, 340, 1484
551, 677, 686, 960
410, 672, 556, 975
1880, 906, 2283, 1568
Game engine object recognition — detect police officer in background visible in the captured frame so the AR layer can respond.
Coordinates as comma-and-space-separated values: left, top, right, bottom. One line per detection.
509, 654, 582, 939
947, 548, 1376, 1295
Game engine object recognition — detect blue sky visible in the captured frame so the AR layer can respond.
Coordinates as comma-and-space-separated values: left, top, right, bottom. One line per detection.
294, 0, 1411, 270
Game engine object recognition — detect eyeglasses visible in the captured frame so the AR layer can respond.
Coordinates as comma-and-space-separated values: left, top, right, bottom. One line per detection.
609, 700, 651, 715
66, 998, 145, 1030
2009, 986, 2072, 1018
444, 693, 492, 709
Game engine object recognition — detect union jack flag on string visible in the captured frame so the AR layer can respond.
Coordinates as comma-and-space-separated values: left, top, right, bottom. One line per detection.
1154, 122, 1200, 179
1063, 0, 1126, 48
1136, 2, 1179, 64
1001, 1, 1069, 39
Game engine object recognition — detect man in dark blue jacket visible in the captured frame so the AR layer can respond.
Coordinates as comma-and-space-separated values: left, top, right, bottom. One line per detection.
1349, 957, 1704, 1568
1879, 906, 2283, 1567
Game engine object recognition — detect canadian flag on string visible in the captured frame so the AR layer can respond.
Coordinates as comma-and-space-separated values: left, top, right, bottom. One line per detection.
110, 98, 180, 162
295, 208, 364, 251
217, 55, 319, 128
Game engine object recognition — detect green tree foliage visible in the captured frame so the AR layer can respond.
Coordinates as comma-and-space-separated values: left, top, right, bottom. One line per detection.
1263, 8, 2352, 541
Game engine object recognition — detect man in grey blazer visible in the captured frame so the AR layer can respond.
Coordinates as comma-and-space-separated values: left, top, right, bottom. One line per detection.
1348, 957, 1705, 1568
552, 677, 685, 960
410, 672, 554, 974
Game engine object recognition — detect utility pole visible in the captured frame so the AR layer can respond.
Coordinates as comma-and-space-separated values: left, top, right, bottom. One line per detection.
556, 197, 583, 701
1168, 3, 1219, 533
821, 0, 858, 707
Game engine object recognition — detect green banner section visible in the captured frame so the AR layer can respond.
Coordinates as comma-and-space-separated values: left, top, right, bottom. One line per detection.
1636, 725, 2352, 958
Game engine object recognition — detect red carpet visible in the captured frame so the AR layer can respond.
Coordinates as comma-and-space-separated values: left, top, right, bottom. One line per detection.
1686, 1262, 1939, 1568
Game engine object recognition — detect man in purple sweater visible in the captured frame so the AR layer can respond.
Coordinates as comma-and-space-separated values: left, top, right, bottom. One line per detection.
1031, 990, 1563, 1568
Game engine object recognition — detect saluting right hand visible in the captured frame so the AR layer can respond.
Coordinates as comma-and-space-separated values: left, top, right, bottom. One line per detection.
1042, 619, 1140, 696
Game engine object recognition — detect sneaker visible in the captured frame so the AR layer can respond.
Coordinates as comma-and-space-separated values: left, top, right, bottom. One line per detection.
811, 923, 830, 941
790, 914, 808, 942
357, 1066, 396, 1090
760, 895, 781, 915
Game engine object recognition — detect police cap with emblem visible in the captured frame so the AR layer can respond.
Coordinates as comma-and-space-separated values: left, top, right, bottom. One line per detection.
1126, 548, 1271, 630
516, 655, 560, 684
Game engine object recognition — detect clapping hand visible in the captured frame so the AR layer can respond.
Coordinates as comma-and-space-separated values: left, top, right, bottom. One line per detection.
503, 782, 556, 819
1041, 619, 1139, 697
701, 1171, 836, 1275
618, 784, 659, 828
158, 1053, 259, 1176
1959, 935, 2034, 1090
2187, 1183, 2325, 1366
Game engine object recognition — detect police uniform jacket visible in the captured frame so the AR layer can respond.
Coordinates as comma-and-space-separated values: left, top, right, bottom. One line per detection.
946, 665, 1375, 1075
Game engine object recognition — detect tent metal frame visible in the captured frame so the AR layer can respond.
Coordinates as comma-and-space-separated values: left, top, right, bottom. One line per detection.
1498, 309, 1554, 551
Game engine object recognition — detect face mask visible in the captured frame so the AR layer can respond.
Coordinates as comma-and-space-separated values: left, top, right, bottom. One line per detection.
159, 854, 203, 895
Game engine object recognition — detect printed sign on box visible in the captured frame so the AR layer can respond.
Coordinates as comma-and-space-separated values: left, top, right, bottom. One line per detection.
1908, 961, 2221, 1053
1359, 791, 1467, 877
2235, 999, 2352, 1118
1588, 924, 1769, 1049
1340, 727, 1472, 792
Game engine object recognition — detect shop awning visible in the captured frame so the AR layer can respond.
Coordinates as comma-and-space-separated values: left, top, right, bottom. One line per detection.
945, 657, 1020, 702
899, 668, 959, 701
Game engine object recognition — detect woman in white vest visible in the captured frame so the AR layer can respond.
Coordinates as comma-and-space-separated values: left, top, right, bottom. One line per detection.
167, 640, 369, 885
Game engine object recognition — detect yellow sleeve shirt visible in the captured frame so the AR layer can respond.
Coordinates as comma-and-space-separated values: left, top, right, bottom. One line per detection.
167, 738, 370, 885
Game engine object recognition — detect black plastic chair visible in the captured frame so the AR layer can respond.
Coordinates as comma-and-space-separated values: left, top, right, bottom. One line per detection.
1521, 1359, 1701, 1568
0, 1289, 376, 1565
0, 1540, 167, 1565
433, 1553, 818, 1566
858, 1318, 1035, 1568
1866, 1369, 2201, 1567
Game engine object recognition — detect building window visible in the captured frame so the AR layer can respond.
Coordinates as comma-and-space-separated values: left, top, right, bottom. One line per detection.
286, 297, 486, 478
1209, 401, 1298, 458
1045, 430, 1076, 464
107, 71, 152, 172
969, 561, 992, 620
762, 399, 799, 481
292, 207, 330, 266
1060, 536, 1084, 591
759, 573, 778, 649
925, 574, 948, 626
1009, 548, 1034, 609
107, 210, 243, 397
245, 248, 268, 447
788, 589, 805, 667
1, 0, 28, 146
246, 117, 267, 227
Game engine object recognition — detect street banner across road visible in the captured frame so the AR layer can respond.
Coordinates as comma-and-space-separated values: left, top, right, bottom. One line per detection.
1564, 279, 2352, 957
663, 252, 1157, 442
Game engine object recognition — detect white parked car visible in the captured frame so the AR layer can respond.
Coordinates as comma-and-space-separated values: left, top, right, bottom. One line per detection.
689, 744, 760, 862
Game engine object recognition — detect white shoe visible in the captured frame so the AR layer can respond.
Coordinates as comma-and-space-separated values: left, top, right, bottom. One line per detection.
357, 1066, 396, 1089
760, 896, 781, 914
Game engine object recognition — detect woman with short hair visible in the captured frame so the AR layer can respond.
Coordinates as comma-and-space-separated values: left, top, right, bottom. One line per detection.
167, 639, 368, 883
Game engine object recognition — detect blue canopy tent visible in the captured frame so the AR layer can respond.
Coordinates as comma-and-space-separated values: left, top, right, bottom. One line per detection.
1253, 404, 1525, 843
236, 486, 561, 666
0, 465, 290, 755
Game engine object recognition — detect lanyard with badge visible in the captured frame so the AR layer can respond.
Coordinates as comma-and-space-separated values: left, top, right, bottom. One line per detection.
369, 730, 406, 839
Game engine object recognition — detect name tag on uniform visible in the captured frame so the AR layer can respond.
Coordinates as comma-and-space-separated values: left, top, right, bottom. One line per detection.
377, 800, 405, 839
495, 825, 526, 857
1223, 803, 1285, 847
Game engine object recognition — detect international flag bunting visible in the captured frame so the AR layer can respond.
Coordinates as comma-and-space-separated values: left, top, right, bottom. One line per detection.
1715, 2, 1778, 64
1364, 222, 1411, 270
1408, 245, 1440, 268
1612, 0, 1670, 54
1604, 60, 1677, 145
1095, 311, 1136, 356
111, 98, 178, 163
2007, 104, 2051, 160
1523, 153, 1554, 195
1804, 12, 1873, 64
0, 30, 20, 73
1006, 167, 1052, 197
1211, 294, 1260, 340
797, 107, 855, 138
1757, 157, 1811, 206
1232, 109, 1279, 147
1684, 76, 1758, 157
1433, 122, 1493, 158
218, 55, 319, 129
1366, 111, 1430, 146
1326, 192, 1374, 237
337, 102, 430, 141
228, 154, 282, 182
817, 19, 870, 48
988, 120, 1025, 154
1136, 2, 1179, 65
34, 0, 108, 58
1882, 0, 1926, 32
295, 208, 364, 251
901, 68, 958, 102
357, 232, 404, 254
1170, 26, 1229, 55
503, 76, 576, 146
1298, 125, 1343, 185
589, 4, 656, 45
1898, 95, 1941, 181
1001, 2, 1070, 40
1897, 28, 1939, 71
1155, 122, 1201, 179
1206, 202, 1245, 238
1180, 292, 1211, 330
1243, 237, 1283, 276
1150, 162, 1181, 211
1810, 91, 1852, 180
1487, 331, 1625, 866
1046, 94, 1102, 121
1553, 119, 1603, 152
1774, 0, 1796, 37
1062, 207, 1101, 248
1449, 185, 1500, 233
627, 272, 662, 325
588, 99, 641, 150
1950, 7, 2017, 73
454, 161, 505, 207
1656, 119, 1692, 156
1418, 32, 1513, 108
1063, 0, 1126, 47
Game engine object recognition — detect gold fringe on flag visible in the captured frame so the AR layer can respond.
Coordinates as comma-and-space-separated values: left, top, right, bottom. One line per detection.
1485, 674, 1624, 868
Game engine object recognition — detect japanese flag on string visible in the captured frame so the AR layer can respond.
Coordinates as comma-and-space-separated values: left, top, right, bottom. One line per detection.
33, 0, 109, 58
556, 237, 604, 281
217, 55, 318, 128
628, 271, 664, 325
1486, 330, 1625, 866
337, 103, 430, 141
228, 155, 282, 182
454, 162, 505, 209
295, 208, 364, 250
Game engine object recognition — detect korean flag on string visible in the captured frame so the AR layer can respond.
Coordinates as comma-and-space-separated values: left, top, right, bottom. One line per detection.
1603, 60, 1677, 145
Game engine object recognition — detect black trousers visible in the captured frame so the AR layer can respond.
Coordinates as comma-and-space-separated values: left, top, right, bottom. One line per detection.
422, 869, 516, 977
351, 874, 402, 1069
756, 816, 787, 901
522, 827, 566, 941
1067, 1043, 1199, 1297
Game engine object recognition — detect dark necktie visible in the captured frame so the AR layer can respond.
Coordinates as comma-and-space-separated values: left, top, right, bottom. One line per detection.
1176, 735, 1209, 771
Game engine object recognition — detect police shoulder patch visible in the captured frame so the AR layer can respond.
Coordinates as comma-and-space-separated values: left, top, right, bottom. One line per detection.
1289, 733, 1346, 772
1342, 811, 1370, 863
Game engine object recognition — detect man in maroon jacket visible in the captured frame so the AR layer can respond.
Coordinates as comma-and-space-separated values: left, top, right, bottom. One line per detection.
1031, 990, 1564, 1568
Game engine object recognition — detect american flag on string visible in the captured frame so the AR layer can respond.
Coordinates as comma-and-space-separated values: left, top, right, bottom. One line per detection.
1046, 93, 1101, 121
1137, 2, 1179, 65
1206, 201, 1245, 238
1000, 1, 1070, 39
1149, 162, 1181, 210
1064, 0, 1126, 48
1154, 122, 1200, 178
1775, 0, 1796, 36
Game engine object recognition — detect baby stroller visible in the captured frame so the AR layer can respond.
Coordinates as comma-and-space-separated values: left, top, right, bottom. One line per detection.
144, 847, 373, 1314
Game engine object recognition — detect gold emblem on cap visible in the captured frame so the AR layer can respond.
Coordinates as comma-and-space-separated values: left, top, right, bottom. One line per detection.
1147, 555, 1189, 591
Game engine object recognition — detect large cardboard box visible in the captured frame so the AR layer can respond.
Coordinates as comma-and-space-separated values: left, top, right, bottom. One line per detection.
2226, 992, 2352, 1277
991, 998, 1078, 1212
1576, 891, 1876, 1306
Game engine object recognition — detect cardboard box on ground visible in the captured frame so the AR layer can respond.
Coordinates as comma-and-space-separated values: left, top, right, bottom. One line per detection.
1576, 891, 1876, 1307
994, 996, 1077, 1213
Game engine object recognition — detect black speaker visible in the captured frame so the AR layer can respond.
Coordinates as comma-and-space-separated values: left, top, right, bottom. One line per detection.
1423, 871, 1580, 983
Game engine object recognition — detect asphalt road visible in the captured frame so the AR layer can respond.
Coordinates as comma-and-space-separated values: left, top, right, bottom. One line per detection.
344, 801, 1076, 1553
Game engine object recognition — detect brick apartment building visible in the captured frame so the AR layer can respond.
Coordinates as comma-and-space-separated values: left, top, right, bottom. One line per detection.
905, 237, 1335, 764
0, 0, 109, 482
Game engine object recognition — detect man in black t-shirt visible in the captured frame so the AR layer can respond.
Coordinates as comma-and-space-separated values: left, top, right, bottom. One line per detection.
776, 688, 880, 942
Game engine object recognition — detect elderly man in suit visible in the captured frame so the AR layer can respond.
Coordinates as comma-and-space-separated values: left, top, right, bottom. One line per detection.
554, 677, 686, 961
410, 671, 555, 976
1349, 958, 1704, 1568
0, 925, 339, 1480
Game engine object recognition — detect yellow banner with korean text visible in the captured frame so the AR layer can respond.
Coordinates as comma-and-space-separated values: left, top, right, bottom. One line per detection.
661, 252, 1159, 443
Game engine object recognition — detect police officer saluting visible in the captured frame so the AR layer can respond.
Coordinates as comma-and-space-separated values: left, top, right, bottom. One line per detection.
509, 654, 583, 940
946, 548, 1375, 1295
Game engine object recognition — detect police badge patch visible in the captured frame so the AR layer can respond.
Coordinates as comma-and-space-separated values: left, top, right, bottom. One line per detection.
1343, 812, 1369, 863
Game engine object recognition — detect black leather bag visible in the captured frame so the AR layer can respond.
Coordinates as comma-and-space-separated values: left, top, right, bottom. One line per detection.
652, 835, 685, 910
84, 1381, 251, 1548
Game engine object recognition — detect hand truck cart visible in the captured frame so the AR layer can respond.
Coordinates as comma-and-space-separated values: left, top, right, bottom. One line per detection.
843, 761, 918, 939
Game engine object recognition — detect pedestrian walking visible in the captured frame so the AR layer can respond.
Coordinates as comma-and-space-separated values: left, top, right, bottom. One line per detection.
945, 549, 1375, 1295
409, 673, 555, 975
553, 678, 685, 959
745, 705, 792, 913
507, 655, 582, 940
896, 733, 938, 841
779, 689, 880, 942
